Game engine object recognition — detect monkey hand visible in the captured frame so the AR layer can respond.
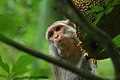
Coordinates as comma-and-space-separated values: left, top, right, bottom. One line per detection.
55, 37, 76, 57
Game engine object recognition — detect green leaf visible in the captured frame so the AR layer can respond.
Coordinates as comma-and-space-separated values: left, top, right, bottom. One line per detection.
92, 5, 104, 12
105, 7, 113, 14
103, 0, 111, 6
112, 0, 120, 6
0, 73, 6, 78
13, 67, 30, 77
113, 34, 120, 48
12, 55, 33, 76
0, 56, 10, 73
93, 12, 104, 26
0, 15, 19, 36
86, 5, 104, 14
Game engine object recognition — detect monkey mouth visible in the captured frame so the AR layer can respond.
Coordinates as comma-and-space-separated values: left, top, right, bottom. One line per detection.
58, 39, 63, 44
57, 39, 65, 48
57, 37, 74, 49
56, 37, 64, 44
57, 37, 76, 58
58, 38, 67, 45
54, 37, 68, 50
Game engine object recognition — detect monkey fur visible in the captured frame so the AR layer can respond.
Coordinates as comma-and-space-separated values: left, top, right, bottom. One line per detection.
46, 20, 96, 80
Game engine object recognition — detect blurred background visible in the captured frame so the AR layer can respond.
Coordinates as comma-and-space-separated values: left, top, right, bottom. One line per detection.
0, 0, 115, 80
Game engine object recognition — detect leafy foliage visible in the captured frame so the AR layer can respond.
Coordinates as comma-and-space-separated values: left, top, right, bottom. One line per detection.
86, 0, 120, 25
113, 34, 120, 48
0, 55, 10, 73
0, 0, 120, 80
0, 0, 52, 80
0, 55, 34, 80
12, 55, 33, 76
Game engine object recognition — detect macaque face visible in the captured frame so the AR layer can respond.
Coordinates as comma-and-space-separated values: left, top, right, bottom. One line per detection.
46, 20, 76, 43
46, 20, 80, 57
48, 24, 66, 43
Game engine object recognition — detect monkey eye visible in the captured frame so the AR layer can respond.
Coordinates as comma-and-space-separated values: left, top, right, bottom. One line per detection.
49, 31, 54, 37
56, 26, 61, 31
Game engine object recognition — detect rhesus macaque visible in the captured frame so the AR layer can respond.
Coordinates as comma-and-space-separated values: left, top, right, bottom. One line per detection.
46, 20, 96, 80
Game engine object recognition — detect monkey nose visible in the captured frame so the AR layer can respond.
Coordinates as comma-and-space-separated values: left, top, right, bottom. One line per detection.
54, 34, 59, 39
54, 34, 61, 42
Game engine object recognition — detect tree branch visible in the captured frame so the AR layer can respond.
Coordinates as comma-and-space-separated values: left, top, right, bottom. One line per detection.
0, 33, 108, 80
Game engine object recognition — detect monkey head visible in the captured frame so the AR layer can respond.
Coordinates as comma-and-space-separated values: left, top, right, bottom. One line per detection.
46, 20, 80, 58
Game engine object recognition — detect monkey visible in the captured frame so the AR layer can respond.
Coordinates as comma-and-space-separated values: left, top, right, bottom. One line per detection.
45, 20, 96, 80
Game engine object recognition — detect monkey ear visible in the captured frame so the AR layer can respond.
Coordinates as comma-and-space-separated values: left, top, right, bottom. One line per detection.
66, 20, 76, 28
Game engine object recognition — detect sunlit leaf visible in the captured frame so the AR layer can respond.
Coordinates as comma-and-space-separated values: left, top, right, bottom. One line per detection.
92, 5, 104, 12
105, 7, 113, 14
0, 73, 6, 78
103, 0, 111, 6
0, 56, 10, 73
12, 55, 33, 76
86, 5, 104, 14
112, 0, 120, 6
93, 12, 104, 26
13, 67, 30, 77
113, 34, 120, 48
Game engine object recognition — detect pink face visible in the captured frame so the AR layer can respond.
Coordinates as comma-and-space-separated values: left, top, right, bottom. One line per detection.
47, 20, 80, 57
48, 24, 66, 43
